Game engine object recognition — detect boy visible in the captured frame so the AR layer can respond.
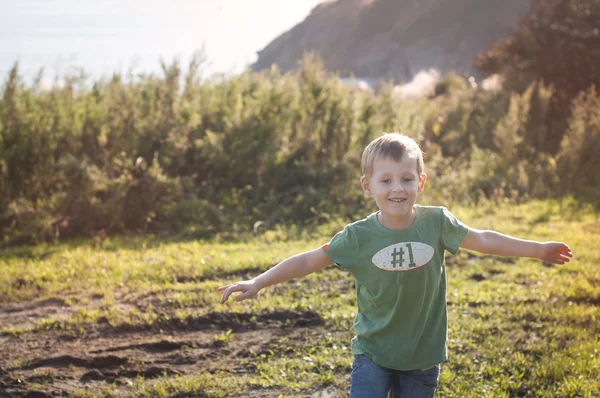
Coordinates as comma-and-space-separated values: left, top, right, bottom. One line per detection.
218, 133, 572, 397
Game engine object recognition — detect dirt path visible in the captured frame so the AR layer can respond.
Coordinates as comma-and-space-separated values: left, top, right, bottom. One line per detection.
0, 297, 340, 397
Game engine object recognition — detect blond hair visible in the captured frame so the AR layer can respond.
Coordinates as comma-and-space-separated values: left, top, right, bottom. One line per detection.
361, 133, 424, 177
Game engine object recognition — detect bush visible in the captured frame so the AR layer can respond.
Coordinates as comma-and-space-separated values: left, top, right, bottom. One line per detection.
556, 86, 600, 207
0, 52, 598, 244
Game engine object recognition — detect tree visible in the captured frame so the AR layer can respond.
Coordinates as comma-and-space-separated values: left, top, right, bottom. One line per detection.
476, 0, 600, 152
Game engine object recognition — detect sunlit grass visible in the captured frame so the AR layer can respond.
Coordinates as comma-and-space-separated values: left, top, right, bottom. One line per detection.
1, 200, 599, 396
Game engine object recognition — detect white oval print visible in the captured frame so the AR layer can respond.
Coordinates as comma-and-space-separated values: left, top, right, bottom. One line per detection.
372, 242, 434, 272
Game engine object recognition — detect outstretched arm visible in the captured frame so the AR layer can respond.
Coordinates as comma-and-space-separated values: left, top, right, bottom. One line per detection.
218, 247, 333, 303
460, 228, 573, 264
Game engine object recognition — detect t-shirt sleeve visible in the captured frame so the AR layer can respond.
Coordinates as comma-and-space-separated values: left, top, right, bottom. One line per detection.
322, 225, 358, 269
440, 207, 469, 255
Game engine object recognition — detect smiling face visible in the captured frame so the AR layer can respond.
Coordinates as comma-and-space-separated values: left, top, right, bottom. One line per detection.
361, 155, 427, 230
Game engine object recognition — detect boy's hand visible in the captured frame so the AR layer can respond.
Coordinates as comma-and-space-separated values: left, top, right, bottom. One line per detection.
539, 242, 573, 264
218, 280, 260, 304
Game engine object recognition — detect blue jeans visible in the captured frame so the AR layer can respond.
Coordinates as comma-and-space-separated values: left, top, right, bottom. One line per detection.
350, 354, 440, 398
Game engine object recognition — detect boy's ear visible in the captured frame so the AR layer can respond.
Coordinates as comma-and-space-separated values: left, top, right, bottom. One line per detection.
360, 175, 372, 196
417, 173, 427, 194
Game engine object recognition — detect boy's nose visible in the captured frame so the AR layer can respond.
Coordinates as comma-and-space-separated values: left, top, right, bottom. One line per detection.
391, 184, 403, 192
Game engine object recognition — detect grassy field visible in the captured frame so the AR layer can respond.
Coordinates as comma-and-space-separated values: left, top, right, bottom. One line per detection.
0, 199, 599, 397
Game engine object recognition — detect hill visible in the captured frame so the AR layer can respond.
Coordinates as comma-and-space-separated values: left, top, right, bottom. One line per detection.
252, 0, 531, 82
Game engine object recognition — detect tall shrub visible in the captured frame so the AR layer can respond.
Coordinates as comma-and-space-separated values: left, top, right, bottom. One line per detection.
556, 86, 600, 207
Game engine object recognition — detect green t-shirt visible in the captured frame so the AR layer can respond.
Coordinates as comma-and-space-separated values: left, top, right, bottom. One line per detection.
324, 205, 468, 370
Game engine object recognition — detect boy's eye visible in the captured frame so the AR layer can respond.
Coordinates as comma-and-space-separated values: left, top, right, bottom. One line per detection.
382, 179, 391, 183
404, 178, 413, 182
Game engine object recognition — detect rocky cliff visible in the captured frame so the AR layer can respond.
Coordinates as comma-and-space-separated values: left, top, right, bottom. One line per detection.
252, 0, 531, 82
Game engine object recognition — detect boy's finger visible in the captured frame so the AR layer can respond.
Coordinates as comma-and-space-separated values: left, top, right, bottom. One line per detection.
217, 285, 231, 291
220, 290, 232, 304
553, 253, 572, 264
219, 287, 233, 303
220, 285, 242, 304
560, 245, 573, 256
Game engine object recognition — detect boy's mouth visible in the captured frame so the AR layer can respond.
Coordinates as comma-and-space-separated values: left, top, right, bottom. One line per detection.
388, 198, 406, 203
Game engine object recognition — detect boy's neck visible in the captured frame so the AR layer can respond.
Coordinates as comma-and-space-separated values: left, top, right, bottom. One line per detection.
377, 207, 417, 230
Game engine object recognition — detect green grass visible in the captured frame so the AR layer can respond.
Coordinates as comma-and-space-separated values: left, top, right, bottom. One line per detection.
1, 199, 599, 397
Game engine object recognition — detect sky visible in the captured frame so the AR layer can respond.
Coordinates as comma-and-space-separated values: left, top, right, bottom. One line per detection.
0, 0, 324, 83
